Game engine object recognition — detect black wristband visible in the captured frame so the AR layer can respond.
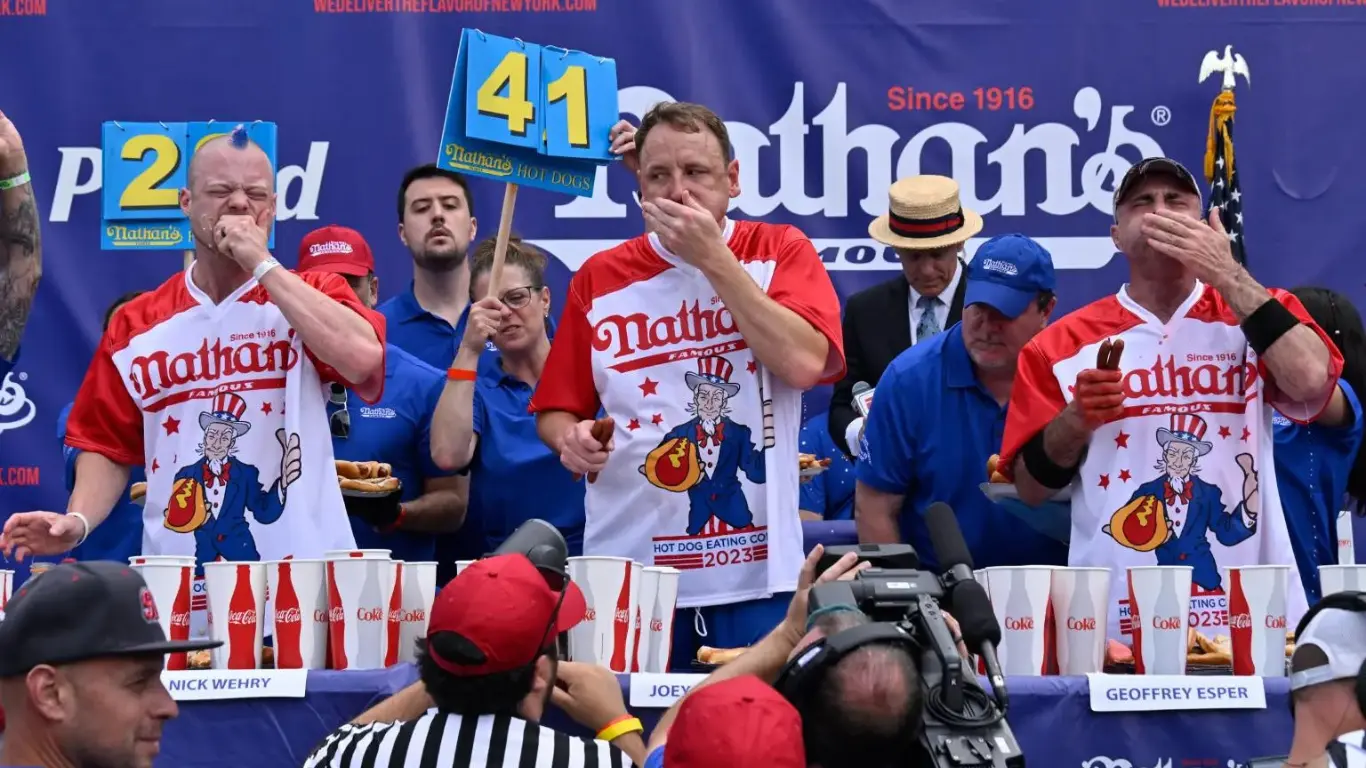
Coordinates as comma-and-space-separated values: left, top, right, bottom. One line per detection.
1241, 298, 1301, 356
1021, 430, 1081, 490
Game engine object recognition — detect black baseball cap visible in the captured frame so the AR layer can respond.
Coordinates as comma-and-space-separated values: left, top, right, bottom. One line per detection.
0, 561, 221, 677
1112, 157, 1203, 214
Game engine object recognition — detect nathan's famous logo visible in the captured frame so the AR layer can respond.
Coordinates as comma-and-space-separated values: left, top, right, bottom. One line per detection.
544, 84, 1168, 271
442, 142, 514, 177
593, 300, 739, 359
128, 335, 301, 400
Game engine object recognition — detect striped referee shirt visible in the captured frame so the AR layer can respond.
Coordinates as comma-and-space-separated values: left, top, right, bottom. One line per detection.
302, 708, 634, 768
1331, 730, 1366, 768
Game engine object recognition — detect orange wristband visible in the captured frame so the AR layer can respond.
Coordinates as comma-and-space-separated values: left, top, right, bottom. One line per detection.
447, 368, 477, 382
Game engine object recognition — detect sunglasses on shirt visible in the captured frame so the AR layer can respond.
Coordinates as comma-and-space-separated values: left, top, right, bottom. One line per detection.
329, 383, 349, 440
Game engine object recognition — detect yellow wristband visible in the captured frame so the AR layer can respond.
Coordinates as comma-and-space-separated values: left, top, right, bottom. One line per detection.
596, 716, 643, 742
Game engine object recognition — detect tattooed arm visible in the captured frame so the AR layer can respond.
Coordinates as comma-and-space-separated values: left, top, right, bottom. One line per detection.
0, 110, 41, 362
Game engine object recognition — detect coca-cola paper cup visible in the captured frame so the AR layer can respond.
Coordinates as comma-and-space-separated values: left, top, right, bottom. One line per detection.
566, 556, 638, 671
1338, 510, 1356, 566
267, 559, 328, 670
0, 569, 13, 621
202, 561, 266, 670
326, 553, 397, 670
1050, 567, 1110, 675
129, 556, 196, 670
392, 562, 436, 665
643, 566, 680, 673
1127, 565, 1192, 675
983, 566, 1054, 676
1320, 564, 1366, 596
324, 549, 392, 560
633, 567, 661, 673
1225, 565, 1290, 677
454, 560, 476, 575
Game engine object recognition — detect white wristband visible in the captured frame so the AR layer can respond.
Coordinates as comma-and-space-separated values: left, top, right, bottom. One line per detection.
252, 257, 281, 282
67, 512, 91, 547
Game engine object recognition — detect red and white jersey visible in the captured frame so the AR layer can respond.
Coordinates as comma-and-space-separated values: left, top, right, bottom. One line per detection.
66, 265, 386, 569
999, 281, 1342, 642
531, 219, 844, 608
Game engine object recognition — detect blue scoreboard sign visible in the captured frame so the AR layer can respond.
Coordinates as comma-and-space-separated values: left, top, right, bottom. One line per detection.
100, 120, 278, 250
438, 29, 619, 197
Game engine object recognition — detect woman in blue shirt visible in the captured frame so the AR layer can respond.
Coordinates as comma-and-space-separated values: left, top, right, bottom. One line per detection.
1276, 287, 1366, 603
429, 237, 587, 555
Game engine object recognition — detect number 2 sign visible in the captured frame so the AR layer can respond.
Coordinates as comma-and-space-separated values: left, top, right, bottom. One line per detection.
100, 121, 278, 251
438, 29, 619, 197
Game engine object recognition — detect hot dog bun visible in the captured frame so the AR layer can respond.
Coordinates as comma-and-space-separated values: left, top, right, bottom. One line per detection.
129, 482, 148, 502
339, 476, 401, 493
697, 646, 748, 665
335, 460, 393, 481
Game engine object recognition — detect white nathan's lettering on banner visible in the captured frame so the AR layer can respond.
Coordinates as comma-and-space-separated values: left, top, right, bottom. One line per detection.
48, 143, 329, 223
540, 83, 1167, 271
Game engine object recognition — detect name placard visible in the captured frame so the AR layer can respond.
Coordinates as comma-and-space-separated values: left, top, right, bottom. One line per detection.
1087, 673, 1266, 712
161, 669, 308, 701
628, 673, 707, 708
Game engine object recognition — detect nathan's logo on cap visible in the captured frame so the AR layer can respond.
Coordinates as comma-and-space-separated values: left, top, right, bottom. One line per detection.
310, 241, 354, 257
980, 258, 1019, 277
139, 586, 160, 624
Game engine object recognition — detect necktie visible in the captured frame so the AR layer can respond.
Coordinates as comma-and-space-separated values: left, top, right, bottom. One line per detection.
916, 295, 942, 343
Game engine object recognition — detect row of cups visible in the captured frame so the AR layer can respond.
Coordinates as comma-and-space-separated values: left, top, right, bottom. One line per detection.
976, 563, 1357, 678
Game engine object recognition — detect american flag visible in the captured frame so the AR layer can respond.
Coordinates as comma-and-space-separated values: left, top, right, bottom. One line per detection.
1206, 91, 1246, 266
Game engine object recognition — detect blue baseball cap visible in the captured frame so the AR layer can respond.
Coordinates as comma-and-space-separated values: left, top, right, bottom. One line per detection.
965, 234, 1056, 319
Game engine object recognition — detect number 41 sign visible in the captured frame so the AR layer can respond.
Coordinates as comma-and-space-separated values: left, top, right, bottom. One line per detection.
438, 29, 619, 197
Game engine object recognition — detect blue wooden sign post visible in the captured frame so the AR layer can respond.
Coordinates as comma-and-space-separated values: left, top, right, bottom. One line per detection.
438, 29, 619, 297
101, 120, 278, 269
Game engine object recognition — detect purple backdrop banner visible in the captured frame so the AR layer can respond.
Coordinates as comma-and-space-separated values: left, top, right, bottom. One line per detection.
1, 0, 1362, 595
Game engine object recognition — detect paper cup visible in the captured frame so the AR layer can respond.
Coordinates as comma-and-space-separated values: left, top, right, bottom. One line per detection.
1319, 565, 1366, 596
1226, 565, 1290, 677
1050, 567, 1110, 676
130, 557, 196, 670
392, 562, 437, 665
454, 560, 477, 575
202, 562, 266, 670
983, 567, 1054, 676
567, 556, 638, 671
267, 560, 328, 670
633, 567, 660, 673
644, 566, 680, 673
326, 554, 396, 670
1338, 510, 1357, 566
0, 569, 13, 621
1127, 566, 1193, 675
324, 549, 392, 560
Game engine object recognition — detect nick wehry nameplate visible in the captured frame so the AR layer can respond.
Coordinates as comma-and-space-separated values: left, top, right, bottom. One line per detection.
161, 669, 308, 701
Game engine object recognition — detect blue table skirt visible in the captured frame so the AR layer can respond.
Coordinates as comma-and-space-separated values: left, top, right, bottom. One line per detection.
159, 668, 1294, 767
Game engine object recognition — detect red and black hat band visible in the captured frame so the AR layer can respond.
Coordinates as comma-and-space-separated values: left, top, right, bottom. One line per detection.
887, 208, 965, 239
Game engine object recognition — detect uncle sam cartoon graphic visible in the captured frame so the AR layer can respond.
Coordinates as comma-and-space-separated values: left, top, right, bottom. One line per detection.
1104, 413, 1260, 592
641, 356, 766, 535
164, 391, 301, 565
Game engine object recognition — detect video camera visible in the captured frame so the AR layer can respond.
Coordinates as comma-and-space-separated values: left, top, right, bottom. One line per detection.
774, 504, 1025, 768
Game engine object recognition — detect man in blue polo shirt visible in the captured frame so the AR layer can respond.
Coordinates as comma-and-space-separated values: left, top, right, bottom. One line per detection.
856, 233, 1068, 570
298, 225, 467, 562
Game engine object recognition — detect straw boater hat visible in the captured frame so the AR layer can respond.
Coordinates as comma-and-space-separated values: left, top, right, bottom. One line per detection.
868, 175, 983, 250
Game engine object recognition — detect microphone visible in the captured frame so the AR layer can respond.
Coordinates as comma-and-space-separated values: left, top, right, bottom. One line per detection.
851, 381, 875, 418
924, 502, 1009, 714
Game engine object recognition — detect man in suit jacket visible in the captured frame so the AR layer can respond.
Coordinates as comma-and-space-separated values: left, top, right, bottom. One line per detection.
829, 175, 982, 457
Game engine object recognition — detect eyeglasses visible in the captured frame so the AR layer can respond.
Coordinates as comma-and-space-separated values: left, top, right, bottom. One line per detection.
328, 383, 349, 440
499, 284, 542, 310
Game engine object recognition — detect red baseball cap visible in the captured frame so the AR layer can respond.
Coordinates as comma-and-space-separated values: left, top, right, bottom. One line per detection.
426, 554, 587, 676
297, 225, 374, 276
664, 676, 805, 768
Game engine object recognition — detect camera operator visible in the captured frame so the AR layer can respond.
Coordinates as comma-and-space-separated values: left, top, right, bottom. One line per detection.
645, 545, 970, 768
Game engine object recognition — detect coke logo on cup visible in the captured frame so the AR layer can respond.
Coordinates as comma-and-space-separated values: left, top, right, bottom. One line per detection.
614, 609, 630, 624
401, 608, 426, 623
328, 606, 344, 623
171, 611, 191, 627
227, 609, 257, 625
1230, 613, 1252, 630
313, 609, 328, 624
585, 607, 597, 621
1266, 615, 1288, 630
649, 618, 663, 632
1152, 615, 1182, 631
1004, 616, 1033, 631
1066, 616, 1097, 631
388, 608, 402, 623
276, 607, 302, 625
356, 607, 383, 622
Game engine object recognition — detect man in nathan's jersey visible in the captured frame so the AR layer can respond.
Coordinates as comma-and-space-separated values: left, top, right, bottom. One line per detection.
529, 102, 845, 662
998, 157, 1343, 642
0, 129, 386, 576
